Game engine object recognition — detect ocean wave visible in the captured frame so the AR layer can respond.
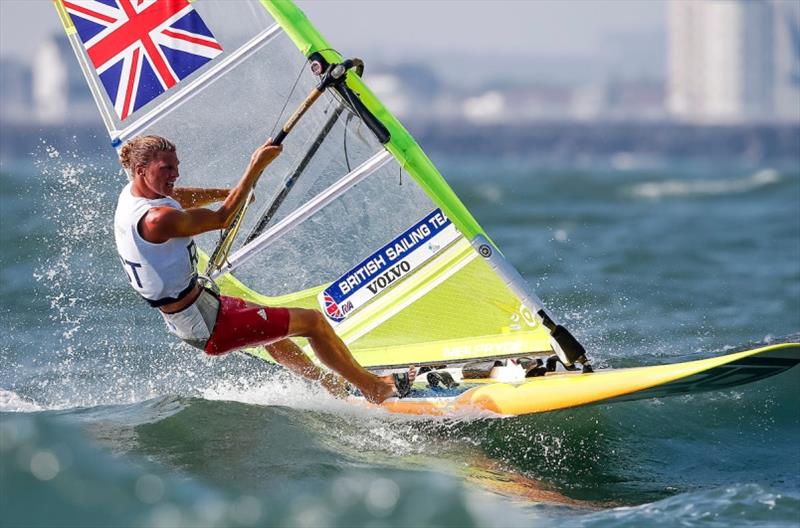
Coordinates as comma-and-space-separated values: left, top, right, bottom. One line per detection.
1, 411, 547, 528
4, 380, 798, 527
579, 483, 800, 528
627, 169, 781, 200
0, 389, 42, 412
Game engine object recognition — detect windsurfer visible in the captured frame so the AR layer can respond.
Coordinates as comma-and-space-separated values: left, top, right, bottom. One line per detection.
113, 135, 414, 403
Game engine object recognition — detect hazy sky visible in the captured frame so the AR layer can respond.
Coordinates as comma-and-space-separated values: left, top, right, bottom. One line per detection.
1, 0, 665, 62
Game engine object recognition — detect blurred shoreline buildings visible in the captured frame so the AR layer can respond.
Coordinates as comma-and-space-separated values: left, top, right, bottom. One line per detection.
371, 0, 799, 125
0, 0, 797, 141
668, 0, 800, 124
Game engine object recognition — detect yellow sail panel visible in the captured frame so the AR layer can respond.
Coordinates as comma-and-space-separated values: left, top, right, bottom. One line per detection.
344, 255, 551, 367
211, 213, 551, 368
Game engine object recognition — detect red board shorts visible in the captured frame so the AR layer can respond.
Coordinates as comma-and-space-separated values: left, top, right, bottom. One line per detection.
204, 294, 291, 356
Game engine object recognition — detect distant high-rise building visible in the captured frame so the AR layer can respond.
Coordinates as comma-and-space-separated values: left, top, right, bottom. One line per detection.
33, 39, 68, 124
668, 0, 799, 123
32, 35, 98, 125
774, 0, 800, 121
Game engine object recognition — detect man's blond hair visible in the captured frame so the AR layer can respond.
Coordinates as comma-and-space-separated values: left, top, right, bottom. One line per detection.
119, 135, 176, 179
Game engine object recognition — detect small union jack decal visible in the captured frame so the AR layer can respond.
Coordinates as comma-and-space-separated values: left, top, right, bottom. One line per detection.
62, 0, 223, 120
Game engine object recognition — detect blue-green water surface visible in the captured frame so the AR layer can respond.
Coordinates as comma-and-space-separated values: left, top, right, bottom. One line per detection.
1, 139, 798, 527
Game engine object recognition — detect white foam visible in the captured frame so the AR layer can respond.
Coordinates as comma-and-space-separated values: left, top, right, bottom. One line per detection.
199, 371, 495, 423
202, 371, 328, 406
0, 389, 43, 412
198, 373, 447, 458
628, 168, 780, 200
202, 373, 395, 420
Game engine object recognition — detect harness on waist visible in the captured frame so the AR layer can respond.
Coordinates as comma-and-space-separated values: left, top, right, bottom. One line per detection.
142, 275, 198, 308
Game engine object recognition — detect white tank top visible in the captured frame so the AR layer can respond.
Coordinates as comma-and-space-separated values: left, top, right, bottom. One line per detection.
114, 183, 198, 306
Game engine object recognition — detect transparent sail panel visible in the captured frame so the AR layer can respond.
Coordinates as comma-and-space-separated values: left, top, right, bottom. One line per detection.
250, 104, 388, 231
234, 97, 386, 254
122, 31, 388, 259
231, 157, 433, 296
58, 0, 279, 132
222, 153, 551, 367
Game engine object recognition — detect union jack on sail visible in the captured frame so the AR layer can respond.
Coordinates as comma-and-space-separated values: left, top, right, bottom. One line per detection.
62, 0, 223, 120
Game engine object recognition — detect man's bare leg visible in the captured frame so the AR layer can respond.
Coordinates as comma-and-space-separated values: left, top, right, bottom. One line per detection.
265, 339, 348, 398
286, 308, 414, 404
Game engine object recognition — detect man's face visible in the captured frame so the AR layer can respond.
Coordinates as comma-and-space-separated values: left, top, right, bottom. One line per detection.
138, 150, 180, 197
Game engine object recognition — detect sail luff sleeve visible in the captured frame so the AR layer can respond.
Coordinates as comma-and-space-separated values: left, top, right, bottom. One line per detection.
260, 0, 490, 245
52, 0, 119, 138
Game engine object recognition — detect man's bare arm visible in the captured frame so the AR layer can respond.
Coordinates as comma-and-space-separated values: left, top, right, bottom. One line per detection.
171, 187, 230, 208
140, 140, 282, 243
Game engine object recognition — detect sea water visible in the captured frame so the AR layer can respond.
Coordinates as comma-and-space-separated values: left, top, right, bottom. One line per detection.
1, 131, 799, 527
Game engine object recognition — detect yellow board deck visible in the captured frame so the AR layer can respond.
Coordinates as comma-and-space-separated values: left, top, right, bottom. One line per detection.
372, 342, 800, 417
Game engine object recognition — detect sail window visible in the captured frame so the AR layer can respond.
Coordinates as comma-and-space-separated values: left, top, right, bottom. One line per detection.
219, 150, 393, 277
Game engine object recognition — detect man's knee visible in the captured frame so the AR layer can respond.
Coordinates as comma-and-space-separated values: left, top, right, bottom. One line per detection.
306, 309, 327, 331
291, 308, 329, 337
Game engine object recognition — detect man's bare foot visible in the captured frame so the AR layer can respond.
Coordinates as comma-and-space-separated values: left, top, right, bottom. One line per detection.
369, 366, 416, 403
359, 367, 417, 404
379, 366, 417, 387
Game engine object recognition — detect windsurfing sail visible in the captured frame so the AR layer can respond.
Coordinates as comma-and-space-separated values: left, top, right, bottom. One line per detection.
54, 0, 585, 369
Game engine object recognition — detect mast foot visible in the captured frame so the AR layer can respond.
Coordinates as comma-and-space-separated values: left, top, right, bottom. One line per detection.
545, 354, 594, 373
